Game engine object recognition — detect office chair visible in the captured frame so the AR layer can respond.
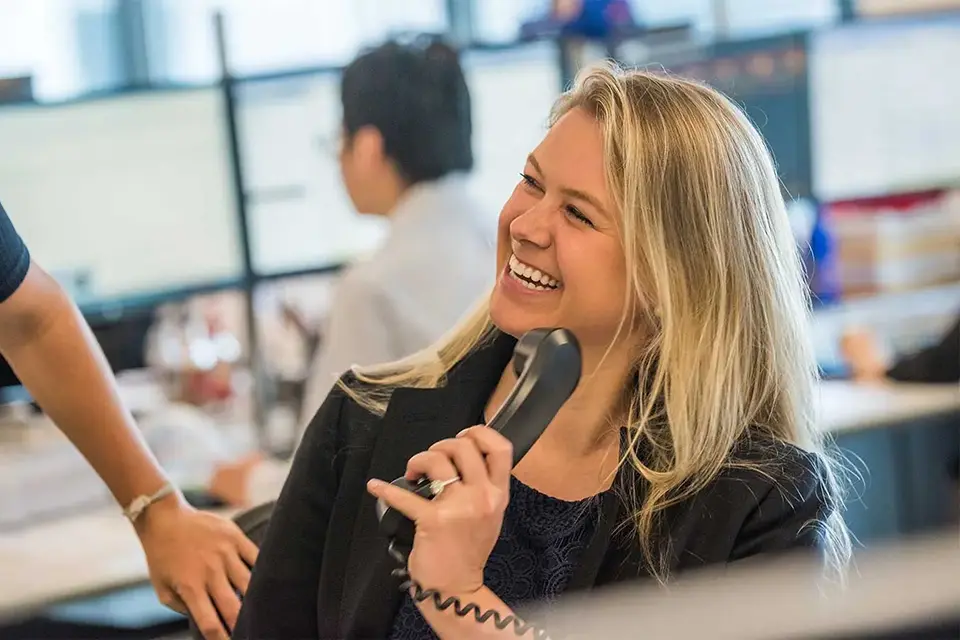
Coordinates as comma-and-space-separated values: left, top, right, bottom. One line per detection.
187, 501, 275, 640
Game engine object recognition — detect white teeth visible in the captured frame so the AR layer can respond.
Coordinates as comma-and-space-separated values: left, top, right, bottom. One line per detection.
508, 254, 561, 290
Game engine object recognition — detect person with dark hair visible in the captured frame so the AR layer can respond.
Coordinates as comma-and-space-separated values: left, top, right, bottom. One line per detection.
299, 37, 494, 428
205, 39, 494, 507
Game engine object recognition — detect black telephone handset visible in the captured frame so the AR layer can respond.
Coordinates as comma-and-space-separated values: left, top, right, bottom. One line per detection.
376, 328, 582, 545
375, 328, 581, 640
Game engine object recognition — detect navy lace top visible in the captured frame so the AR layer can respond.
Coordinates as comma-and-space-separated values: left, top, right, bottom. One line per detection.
387, 474, 603, 639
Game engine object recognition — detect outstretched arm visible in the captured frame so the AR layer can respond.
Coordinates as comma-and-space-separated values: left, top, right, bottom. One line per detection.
0, 261, 173, 517
0, 206, 255, 640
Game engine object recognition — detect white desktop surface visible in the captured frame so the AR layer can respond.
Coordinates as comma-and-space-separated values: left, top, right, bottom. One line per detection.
0, 381, 957, 622
817, 380, 959, 434
0, 507, 164, 620
0, 457, 290, 622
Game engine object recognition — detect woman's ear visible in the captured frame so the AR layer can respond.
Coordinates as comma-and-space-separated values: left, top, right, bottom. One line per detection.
350, 125, 386, 169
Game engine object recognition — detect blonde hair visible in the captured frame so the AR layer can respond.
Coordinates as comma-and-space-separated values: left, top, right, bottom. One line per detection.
344, 63, 851, 581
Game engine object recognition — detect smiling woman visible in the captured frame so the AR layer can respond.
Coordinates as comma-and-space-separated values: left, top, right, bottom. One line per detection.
234, 62, 851, 640
490, 108, 629, 357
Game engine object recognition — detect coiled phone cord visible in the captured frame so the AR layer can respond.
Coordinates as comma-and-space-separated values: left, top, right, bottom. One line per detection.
389, 543, 555, 639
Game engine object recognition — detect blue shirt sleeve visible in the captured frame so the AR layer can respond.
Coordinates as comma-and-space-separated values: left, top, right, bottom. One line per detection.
0, 200, 31, 303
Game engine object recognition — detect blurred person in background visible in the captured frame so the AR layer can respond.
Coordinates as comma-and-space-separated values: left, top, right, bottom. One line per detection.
521, 0, 637, 39
842, 315, 959, 384
299, 36, 494, 424
208, 36, 494, 508
0, 202, 255, 640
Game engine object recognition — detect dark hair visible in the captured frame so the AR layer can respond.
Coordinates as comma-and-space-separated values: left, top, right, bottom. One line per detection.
340, 35, 473, 185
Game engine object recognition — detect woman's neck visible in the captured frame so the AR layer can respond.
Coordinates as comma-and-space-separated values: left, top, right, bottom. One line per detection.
484, 343, 631, 499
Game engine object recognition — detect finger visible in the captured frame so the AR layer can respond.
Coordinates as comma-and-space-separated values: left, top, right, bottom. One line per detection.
227, 522, 259, 567
367, 478, 433, 522
181, 587, 228, 640
155, 585, 188, 615
405, 450, 460, 484
225, 550, 252, 594
429, 437, 488, 484
458, 425, 514, 487
209, 573, 242, 632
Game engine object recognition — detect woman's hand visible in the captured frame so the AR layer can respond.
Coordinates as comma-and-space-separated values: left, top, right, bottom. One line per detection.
367, 425, 513, 596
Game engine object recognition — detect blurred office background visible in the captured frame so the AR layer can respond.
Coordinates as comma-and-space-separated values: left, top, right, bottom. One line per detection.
0, 1, 958, 638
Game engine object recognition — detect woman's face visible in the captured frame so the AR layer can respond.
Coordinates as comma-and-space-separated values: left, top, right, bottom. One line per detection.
489, 107, 629, 352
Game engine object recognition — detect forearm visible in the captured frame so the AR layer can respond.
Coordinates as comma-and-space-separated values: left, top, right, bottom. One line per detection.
416, 585, 535, 640
0, 272, 172, 508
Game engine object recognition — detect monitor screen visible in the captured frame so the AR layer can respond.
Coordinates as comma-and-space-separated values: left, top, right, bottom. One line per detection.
0, 86, 245, 305
809, 16, 960, 201
234, 71, 387, 276
0, 306, 156, 397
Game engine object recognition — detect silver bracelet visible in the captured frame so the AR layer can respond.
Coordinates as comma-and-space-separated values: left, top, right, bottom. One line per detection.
123, 483, 176, 523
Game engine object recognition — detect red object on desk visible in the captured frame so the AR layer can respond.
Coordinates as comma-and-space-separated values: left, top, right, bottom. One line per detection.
824, 189, 960, 297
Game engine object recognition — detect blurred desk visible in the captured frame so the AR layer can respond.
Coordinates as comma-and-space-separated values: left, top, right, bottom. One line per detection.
0, 382, 956, 623
819, 381, 959, 544
0, 507, 181, 621
0, 457, 289, 624
819, 380, 959, 434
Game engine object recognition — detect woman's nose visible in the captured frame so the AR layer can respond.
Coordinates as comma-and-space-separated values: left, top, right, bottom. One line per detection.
509, 203, 553, 249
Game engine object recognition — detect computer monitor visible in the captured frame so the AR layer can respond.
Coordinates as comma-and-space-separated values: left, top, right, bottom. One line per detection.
809, 15, 960, 201
234, 71, 387, 276
0, 354, 24, 405
0, 86, 245, 306
0, 305, 157, 405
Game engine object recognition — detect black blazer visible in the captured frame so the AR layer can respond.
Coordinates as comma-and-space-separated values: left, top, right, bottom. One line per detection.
234, 332, 831, 640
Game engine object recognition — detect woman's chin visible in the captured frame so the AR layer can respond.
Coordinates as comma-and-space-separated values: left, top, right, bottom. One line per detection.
489, 295, 553, 338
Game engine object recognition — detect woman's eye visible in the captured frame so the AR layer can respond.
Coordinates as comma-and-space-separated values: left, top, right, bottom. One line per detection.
519, 173, 542, 192
565, 206, 594, 227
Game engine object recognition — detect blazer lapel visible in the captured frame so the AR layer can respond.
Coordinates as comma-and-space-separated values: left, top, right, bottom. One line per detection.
569, 428, 649, 591
339, 333, 516, 638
